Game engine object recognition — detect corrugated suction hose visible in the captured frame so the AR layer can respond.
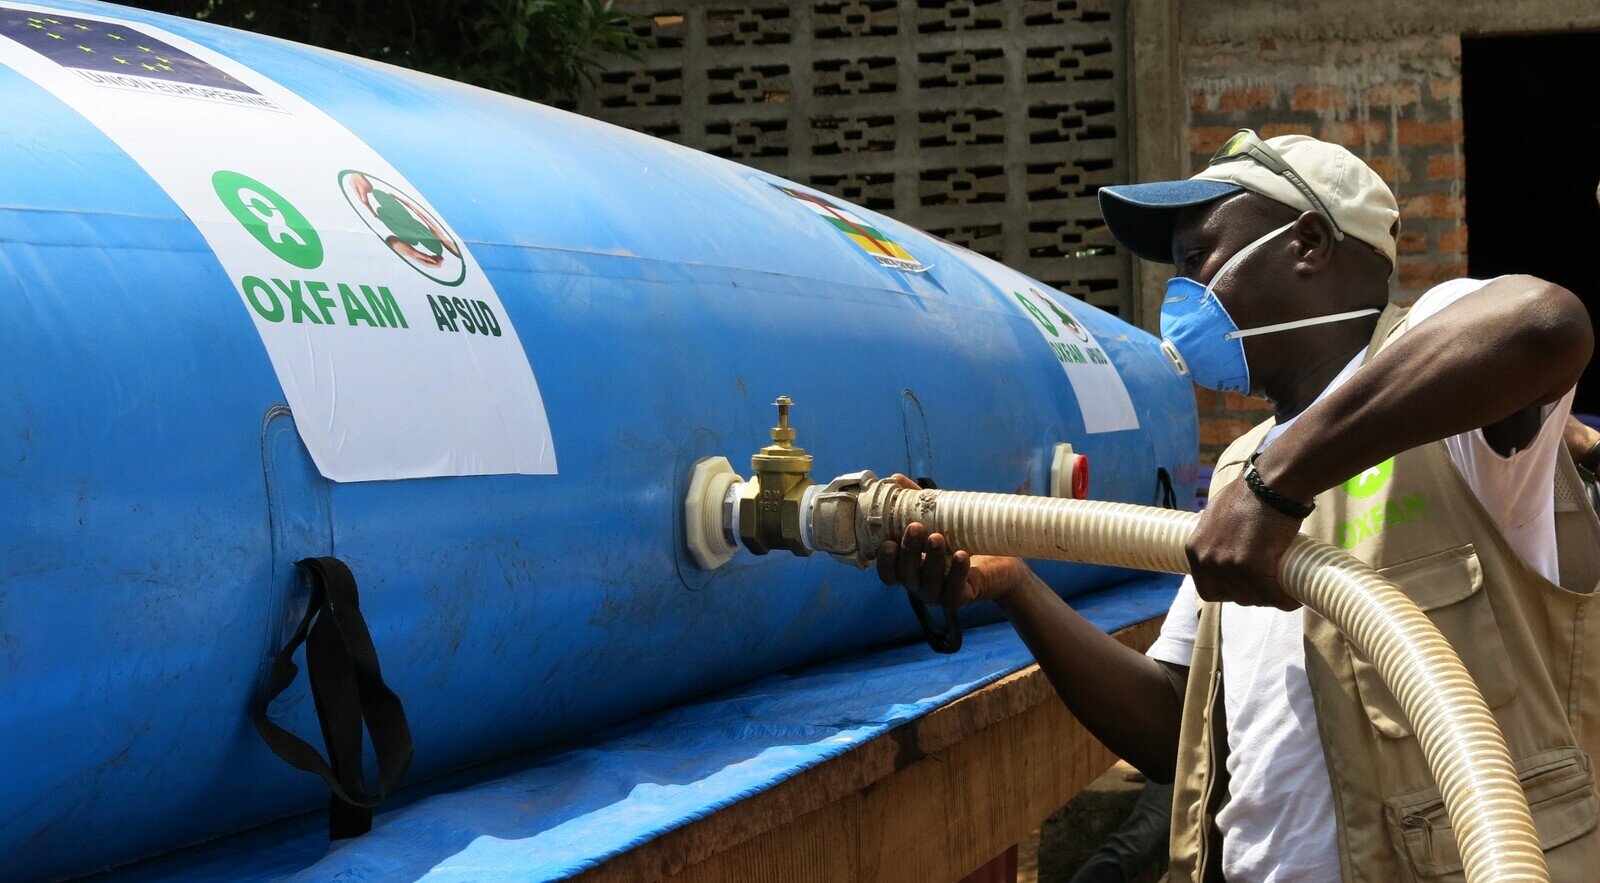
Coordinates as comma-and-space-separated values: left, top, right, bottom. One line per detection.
856, 483, 1548, 883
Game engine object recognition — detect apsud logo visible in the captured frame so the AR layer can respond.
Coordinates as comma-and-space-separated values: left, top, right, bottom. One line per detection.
212, 170, 323, 270
1015, 288, 1091, 343
1046, 294, 1090, 342
339, 170, 465, 286
1343, 457, 1395, 499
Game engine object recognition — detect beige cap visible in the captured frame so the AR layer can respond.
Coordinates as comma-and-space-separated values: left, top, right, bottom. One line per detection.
1099, 132, 1399, 269
1194, 134, 1399, 265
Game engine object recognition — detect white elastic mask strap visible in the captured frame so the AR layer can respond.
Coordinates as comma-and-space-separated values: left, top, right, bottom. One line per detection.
1205, 222, 1293, 297
1227, 308, 1380, 340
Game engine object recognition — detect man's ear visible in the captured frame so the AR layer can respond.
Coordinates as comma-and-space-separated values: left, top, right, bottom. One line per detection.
1289, 211, 1336, 276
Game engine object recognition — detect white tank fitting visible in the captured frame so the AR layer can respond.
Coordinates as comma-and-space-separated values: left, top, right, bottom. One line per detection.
684, 456, 741, 569
802, 474, 1547, 883
1049, 442, 1089, 499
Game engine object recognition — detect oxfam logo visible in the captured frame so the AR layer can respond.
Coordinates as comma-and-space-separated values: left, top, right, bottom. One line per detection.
212, 171, 323, 270
1343, 458, 1395, 499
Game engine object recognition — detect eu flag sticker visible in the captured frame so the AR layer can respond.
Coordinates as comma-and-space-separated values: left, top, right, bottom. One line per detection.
0, 7, 280, 110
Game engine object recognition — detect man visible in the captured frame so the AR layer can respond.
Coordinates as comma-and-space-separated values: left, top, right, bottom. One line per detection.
877, 131, 1600, 881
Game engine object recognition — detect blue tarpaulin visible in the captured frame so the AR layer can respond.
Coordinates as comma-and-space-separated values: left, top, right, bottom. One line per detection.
112, 578, 1176, 882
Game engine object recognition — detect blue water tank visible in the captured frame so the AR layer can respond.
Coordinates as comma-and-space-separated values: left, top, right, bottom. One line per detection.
0, 2, 1197, 876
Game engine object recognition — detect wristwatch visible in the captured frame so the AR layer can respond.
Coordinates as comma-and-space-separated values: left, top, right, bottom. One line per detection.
1579, 439, 1600, 482
1242, 452, 1316, 518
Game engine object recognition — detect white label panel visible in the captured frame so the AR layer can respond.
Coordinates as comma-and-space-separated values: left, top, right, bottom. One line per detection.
0, 4, 557, 481
976, 261, 1140, 434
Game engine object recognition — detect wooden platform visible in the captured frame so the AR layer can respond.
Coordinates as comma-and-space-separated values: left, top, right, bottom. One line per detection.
578, 616, 1164, 883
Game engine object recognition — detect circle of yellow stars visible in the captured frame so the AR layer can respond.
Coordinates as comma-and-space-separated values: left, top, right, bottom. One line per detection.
25, 16, 173, 72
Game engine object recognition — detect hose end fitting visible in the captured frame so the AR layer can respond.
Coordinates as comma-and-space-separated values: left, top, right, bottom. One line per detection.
808, 470, 877, 567
804, 472, 933, 569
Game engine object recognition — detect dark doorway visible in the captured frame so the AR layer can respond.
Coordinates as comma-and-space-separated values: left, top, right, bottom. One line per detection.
1463, 32, 1600, 416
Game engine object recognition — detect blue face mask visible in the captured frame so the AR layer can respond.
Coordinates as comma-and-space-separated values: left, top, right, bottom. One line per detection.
1159, 223, 1378, 394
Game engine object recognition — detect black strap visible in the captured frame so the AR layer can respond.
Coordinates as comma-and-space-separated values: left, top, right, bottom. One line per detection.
1580, 438, 1600, 480
905, 476, 962, 654
254, 557, 413, 840
1156, 467, 1180, 511
1242, 452, 1315, 518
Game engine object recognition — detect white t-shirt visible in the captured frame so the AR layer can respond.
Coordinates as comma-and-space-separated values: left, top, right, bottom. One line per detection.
1146, 278, 1575, 883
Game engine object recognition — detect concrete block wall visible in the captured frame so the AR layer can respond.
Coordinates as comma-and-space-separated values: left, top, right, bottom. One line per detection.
578, 0, 1141, 320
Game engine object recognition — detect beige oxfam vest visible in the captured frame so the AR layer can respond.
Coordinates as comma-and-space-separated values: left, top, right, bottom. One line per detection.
1166, 304, 1600, 882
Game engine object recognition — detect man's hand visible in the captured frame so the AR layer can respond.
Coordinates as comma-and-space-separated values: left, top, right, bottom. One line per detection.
868, 479, 1188, 781
1563, 415, 1600, 471
386, 237, 445, 267
873, 474, 1032, 607
1186, 474, 1303, 610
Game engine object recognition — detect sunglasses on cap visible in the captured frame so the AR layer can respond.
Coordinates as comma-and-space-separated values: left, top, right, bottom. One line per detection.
1210, 129, 1346, 241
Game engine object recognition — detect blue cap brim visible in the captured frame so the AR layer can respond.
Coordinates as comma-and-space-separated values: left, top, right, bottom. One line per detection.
1098, 180, 1244, 263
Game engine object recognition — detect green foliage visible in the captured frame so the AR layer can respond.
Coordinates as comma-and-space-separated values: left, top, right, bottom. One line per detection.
128, 0, 647, 102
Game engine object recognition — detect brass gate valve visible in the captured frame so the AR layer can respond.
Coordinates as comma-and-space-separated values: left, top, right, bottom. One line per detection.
737, 396, 815, 556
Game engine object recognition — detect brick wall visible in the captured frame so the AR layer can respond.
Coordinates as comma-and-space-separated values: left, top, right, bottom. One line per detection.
1182, 32, 1468, 462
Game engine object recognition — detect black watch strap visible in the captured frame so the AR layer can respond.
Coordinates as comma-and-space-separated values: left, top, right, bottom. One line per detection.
1580, 438, 1600, 479
1242, 452, 1315, 519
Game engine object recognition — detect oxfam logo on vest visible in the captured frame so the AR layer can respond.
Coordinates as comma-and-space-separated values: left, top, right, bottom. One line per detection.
212, 171, 324, 270
1337, 457, 1429, 549
1343, 458, 1394, 499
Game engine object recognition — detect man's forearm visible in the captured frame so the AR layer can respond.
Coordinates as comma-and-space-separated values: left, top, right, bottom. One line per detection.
1261, 276, 1591, 501
998, 573, 1186, 782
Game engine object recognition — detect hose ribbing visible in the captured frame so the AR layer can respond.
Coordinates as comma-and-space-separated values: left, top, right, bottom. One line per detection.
875, 487, 1547, 883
